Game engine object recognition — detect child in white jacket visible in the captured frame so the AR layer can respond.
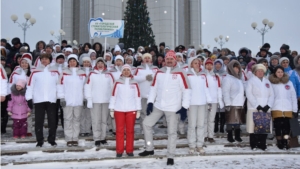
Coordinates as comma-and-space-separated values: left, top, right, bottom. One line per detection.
109, 64, 141, 158
57, 54, 86, 147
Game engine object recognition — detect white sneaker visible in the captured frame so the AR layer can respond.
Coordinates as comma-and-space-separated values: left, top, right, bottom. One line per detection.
197, 147, 205, 153
189, 148, 195, 154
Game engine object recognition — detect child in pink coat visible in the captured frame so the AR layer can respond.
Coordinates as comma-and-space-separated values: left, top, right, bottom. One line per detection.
7, 79, 31, 139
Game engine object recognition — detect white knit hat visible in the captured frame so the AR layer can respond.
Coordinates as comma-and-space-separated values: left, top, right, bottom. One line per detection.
176, 52, 183, 58
115, 55, 124, 62
121, 64, 131, 72
279, 57, 289, 65
252, 63, 266, 73
82, 56, 91, 63
114, 45, 121, 52
67, 54, 78, 62
142, 53, 152, 60
65, 47, 72, 53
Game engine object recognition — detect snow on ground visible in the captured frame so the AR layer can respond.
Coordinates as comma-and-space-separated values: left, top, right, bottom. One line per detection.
2, 155, 300, 169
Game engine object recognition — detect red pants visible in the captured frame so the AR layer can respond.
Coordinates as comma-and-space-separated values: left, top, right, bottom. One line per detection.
114, 111, 136, 154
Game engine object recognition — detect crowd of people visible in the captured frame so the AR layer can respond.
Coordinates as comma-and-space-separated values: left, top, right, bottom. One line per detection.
1, 37, 299, 165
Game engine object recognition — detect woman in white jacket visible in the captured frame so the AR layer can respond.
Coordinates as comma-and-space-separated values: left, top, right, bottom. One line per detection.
269, 66, 297, 150
109, 64, 141, 157
84, 57, 114, 147
57, 54, 86, 147
203, 58, 224, 143
246, 64, 274, 151
222, 60, 245, 143
187, 57, 212, 153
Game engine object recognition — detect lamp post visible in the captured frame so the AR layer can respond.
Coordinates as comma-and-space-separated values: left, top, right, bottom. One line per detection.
50, 29, 66, 43
251, 19, 274, 45
11, 13, 36, 43
214, 35, 229, 49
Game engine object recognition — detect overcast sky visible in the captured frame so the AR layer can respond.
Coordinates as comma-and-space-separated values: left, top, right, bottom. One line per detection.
1, 0, 299, 55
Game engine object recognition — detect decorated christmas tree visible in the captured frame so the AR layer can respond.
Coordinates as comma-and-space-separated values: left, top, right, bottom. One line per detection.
119, 0, 155, 50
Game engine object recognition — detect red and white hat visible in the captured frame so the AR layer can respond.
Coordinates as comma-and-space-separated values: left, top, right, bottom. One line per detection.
165, 50, 176, 60
205, 58, 213, 65
121, 64, 132, 72
21, 53, 33, 67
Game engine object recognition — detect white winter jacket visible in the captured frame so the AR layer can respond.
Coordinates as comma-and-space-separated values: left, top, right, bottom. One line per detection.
147, 67, 191, 112
245, 76, 274, 110
109, 77, 141, 112
8, 68, 29, 94
84, 68, 114, 103
110, 66, 122, 81
25, 65, 60, 103
187, 69, 212, 105
133, 63, 159, 98
1, 65, 8, 97
222, 74, 245, 106
205, 70, 224, 108
57, 68, 86, 106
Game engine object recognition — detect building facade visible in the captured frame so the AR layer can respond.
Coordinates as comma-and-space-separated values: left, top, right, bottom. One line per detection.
61, 0, 202, 50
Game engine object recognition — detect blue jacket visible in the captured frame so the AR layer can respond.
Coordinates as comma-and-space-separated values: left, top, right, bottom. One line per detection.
284, 66, 292, 73
288, 70, 300, 98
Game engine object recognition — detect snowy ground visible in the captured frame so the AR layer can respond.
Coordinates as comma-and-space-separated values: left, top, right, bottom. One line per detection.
1, 118, 300, 168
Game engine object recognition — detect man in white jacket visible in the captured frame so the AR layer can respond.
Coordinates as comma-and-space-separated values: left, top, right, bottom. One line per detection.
25, 53, 60, 147
84, 57, 114, 147
133, 53, 158, 133
138, 50, 190, 166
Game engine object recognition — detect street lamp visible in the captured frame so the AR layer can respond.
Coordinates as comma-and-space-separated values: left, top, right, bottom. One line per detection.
10, 13, 36, 43
214, 35, 229, 49
50, 29, 66, 43
251, 19, 274, 45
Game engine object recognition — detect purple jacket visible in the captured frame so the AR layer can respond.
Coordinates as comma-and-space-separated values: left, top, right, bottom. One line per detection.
7, 85, 30, 119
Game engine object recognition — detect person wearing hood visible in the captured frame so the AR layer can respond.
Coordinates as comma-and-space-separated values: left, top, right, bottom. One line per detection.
256, 48, 271, 63
246, 64, 274, 151
25, 53, 60, 147
104, 52, 114, 71
84, 57, 114, 147
269, 55, 279, 74
53, 44, 61, 54
7, 79, 31, 139
32, 41, 46, 63
176, 52, 188, 71
79, 56, 92, 137
52, 53, 67, 71
125, 55, 137, 74
238, 47, 251, 64
133, 53, 158, 134
203, 59, 224, 143
222, 61, 245, 143
8, 53, 33, 136
64, 47, 72, 58
269, 66, 297, 150
6, 38, 22, 66
86, 49, 97, 68
139, 50, 190, 166
109, 64, 141, 157
258, 58, 271, 78
188, 49, 196, 59
280, 45, 294, 69
246, 61, 256, 80
287, 55, 300, 100
213, 59, 227, 133
187, 57, 212, 154
92, 42, 103, 58
279, 57, 292, 73
218, 48, 229, 58
57, 54, 86, 147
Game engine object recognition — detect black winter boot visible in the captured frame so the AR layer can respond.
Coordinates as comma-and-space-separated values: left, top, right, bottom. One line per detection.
227, 130, 235, 143
214, 113, 219, 133
167, 158, 174, 165
277, 139, 283, 149
249, 134, 256, 150
219, 113, 225, 133
234, 129, 243, 142
257, 134, 267, 151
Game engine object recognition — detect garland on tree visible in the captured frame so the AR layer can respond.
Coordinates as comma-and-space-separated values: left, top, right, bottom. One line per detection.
119, 0, 155, 51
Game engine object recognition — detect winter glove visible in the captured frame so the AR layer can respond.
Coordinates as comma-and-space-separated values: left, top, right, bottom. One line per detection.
262, 105, 270, 113
110, 109, 114, 118
27, 112, 31, 117
8, 112, 12, 116
256, 105, 263, 112
87, 99, 93, 109
146, 103, 153, 116
207, 103, 212, 111
136, 111, 140, 119
60, 99, 66, 107
225, 106, 231, 112
27, 99, 33, 110
176, 107, 187, 121
146, 74, 153, 81
293, 112, 298, 118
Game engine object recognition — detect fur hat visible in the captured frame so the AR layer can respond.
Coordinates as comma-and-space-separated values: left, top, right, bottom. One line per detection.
16, 79, 27, 88
142, 53, 152, 60
115, 55, 124, 62
121, 64, 131, 72
279, 57, 289, 65
165, 50, 176, 60
82, 56, 91, 63
252, 63, 266, 73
